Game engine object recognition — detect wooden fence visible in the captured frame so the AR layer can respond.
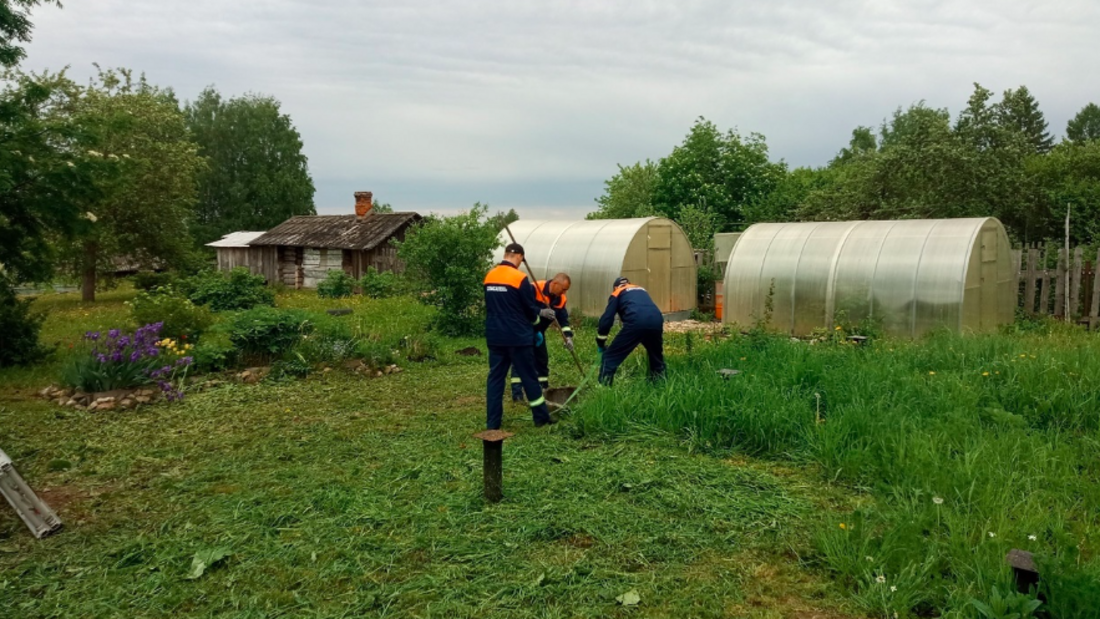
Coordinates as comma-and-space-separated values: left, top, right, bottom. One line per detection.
1013, 246, 1100, 328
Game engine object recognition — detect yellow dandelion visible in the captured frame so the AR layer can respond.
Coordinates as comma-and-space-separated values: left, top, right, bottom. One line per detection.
928, 371, 936, 376
834, 325, 842, 331
982, 372, 989, 376
839, 523, 847, 530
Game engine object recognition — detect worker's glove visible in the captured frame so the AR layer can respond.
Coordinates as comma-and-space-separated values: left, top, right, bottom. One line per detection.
535, 331, 544, 347
539, 308, 557, 321
563, 337, 574, 353
596, 338, 606, 353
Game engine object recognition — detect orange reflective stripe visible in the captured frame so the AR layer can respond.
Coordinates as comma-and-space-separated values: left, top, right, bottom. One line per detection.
611, 284, 641, 298
484, 265, 528, 288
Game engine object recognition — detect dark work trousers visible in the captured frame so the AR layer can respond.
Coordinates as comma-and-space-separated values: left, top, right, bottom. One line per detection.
510, 338, 549, 399
599, 327, 665, 386
488, 345, 551, 429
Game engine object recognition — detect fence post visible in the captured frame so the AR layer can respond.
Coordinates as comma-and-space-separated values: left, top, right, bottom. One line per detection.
1024, 248, 1038, 314
1051, 247, 1060, 316
1038, 249, 1052, 315
1070, 248, 1083, 319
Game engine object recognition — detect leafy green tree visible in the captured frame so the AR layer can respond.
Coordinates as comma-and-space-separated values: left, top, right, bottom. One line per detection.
396, 203, 501, 336
0, 0, 57, 67
1066, 103, 1100, 143
488, 208, 519, 231
801, 91, 1034, 239
185, 87, 315, 245
47, 68, 206, 301
745, 166, 836, 224
1028, 140, 1100, 244
587, 160, 659, 220
372, 201, 394, 214
0, 70, 116, 285
997, 85, 1053, 154
652, 118, 785, 230
830, 126, 877, 165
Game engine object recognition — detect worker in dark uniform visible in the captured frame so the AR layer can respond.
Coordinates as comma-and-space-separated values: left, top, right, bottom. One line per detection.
511, 273, 573, 401
484, 243, 557, 429
596, 276, 665, 386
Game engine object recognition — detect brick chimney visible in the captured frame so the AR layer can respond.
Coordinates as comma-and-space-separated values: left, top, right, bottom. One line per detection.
354, 191, 373, 219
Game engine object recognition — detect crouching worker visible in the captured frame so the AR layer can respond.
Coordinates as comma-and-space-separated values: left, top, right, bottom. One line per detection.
484, 243, 555, 429
511, 273, 573, 401
596, 276, 665, 386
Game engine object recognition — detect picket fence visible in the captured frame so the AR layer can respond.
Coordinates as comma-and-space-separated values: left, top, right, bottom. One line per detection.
1012, 246, 1099, 328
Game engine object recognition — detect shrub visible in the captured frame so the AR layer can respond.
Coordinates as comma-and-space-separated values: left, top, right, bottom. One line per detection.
317, 270, 355, 299
396, 203, 500, 336
60, 323, 193, 400
228, 307, 313, 359
0, 282, 48, 368
360, 267, 401, 299
132, 271, 177, 291
185, 268, 274, 311
293, 315, 358, 367
128, 286, 213, 341
191, 330, 238, 373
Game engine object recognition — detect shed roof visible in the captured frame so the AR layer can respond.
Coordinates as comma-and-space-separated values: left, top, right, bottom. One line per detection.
249, 213, 421, 250
205, 231, 267, 248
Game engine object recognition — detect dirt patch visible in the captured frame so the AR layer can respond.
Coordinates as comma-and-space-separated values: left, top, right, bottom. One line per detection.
664, 320, 726, 335
561, 533, 597, 549
455, 347, 482, 356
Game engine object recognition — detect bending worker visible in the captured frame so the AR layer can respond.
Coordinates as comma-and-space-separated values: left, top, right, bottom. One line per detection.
596, 276, 666, 385
483, 243, 557, 429
511, 273, 573, 401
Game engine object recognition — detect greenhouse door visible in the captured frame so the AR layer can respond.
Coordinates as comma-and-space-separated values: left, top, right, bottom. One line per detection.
647, 222, 671, 312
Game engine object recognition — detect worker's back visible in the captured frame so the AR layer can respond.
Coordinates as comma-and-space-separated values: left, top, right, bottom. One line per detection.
610, 284, 663, 330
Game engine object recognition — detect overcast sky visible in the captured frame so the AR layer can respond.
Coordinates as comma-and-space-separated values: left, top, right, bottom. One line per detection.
22, 0, 1100, 218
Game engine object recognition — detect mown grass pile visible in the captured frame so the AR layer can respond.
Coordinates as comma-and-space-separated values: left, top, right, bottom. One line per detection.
572, 325, 1100, 617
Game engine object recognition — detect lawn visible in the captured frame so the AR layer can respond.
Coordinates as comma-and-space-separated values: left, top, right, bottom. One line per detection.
1, 288, 861, 619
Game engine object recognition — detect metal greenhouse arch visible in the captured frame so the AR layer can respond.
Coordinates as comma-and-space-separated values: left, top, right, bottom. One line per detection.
495, 218, 696, 317
721, 218, 1015, 337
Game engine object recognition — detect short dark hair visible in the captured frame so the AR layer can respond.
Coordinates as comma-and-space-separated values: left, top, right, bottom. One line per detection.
613, 276, 630, 289
504, 243, 525, 256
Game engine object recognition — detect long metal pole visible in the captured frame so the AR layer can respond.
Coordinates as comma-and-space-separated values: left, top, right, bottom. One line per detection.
503, 225, 586, 377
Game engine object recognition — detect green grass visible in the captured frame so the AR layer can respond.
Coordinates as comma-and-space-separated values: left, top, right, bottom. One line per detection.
573, 327, 1100, 617
0, 289, 861, 619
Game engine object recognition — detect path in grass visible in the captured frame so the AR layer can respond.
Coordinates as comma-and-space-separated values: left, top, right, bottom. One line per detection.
0, 291, 862, 619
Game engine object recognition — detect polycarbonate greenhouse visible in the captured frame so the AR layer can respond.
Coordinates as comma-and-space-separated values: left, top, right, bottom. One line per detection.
495, 218, 696, 317
722, 218, 1015, 337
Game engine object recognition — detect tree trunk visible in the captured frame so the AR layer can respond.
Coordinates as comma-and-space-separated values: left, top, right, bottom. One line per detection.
82, 241, 97, 303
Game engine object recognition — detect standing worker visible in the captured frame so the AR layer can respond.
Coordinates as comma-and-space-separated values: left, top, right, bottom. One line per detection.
484, 243, 557, 429
595, 276, 666, 385
510, 273, 574, 401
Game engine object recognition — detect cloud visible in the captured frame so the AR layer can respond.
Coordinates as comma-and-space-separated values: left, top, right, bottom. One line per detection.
22, 0, 1100, 218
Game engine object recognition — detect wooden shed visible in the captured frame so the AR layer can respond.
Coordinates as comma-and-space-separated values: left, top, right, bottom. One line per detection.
247, 192, 421, 289
206, 231, 279, 282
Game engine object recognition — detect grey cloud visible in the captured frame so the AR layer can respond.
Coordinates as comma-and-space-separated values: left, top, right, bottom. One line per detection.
22, 1, 1100, 218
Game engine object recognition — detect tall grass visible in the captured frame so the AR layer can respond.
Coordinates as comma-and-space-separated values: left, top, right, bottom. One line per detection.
572, 328, 1100, 617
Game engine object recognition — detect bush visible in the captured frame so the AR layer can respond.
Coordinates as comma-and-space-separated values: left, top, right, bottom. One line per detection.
132, 271, 177, 291
185, 268, 274, 312
128, 286, 213, 341
0, 282, 48, 368
317, 270, 355, 299
396, 203, 500, 336
293, 315, 358, 367
360, 267, 401, 299
228, 307, 313, 359
191, 330, 238, 373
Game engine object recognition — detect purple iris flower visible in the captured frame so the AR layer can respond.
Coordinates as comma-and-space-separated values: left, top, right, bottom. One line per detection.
130, 350, 142, 362
108, 329, 120, 339
118, 336, 131, 348
96, 353, 108, 363
176, 356, 194, 367
110, 351, 123, 363
86, 331, 100, 341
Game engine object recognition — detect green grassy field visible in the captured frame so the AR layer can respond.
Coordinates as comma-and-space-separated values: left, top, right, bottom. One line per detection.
1, 289, 861, 619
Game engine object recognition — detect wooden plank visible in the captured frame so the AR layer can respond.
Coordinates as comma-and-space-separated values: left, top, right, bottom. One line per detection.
1054, 248, 1067, 317
1093, 249, 1100, 319
1070, 248, 1083, 318
1011, 249, 1022, 306
1038, 249, 1051, 315
1024, 248, 1038, 314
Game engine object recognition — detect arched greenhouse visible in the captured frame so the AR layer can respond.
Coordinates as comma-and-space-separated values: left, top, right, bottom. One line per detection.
495, 218, 696, 317
721, 218, 1015, 337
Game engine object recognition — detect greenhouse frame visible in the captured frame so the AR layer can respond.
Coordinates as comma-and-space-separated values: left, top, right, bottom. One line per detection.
721, 218, 1015, 337
495, 218, 696, 317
